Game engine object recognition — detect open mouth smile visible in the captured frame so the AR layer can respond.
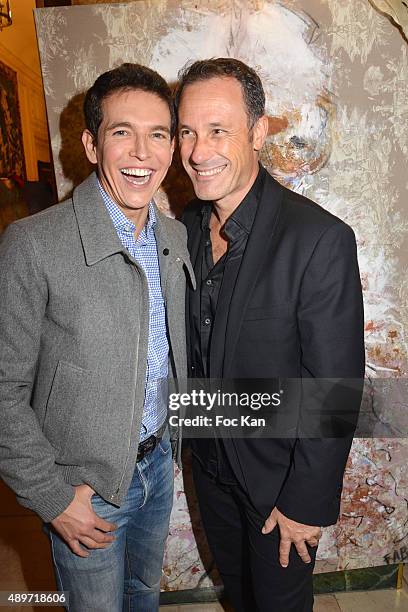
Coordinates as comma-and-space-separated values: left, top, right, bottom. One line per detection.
120, 167, 154, 185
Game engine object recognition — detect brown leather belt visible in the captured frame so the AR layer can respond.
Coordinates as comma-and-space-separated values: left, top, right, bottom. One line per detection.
136, 422, 167, 463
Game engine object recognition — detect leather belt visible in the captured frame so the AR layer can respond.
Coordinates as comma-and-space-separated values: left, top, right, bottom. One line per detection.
136, 422, 167, 463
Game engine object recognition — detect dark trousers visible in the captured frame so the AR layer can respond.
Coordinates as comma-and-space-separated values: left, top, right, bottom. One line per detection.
192, 456, 317, 612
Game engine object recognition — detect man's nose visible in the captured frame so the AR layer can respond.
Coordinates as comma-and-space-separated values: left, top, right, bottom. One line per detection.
189, 136, 211, 165
129, 136, 150, 160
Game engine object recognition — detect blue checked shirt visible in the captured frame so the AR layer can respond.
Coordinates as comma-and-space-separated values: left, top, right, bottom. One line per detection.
98, 181, 169, 441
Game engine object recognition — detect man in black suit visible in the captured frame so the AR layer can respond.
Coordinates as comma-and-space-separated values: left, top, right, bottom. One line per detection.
176, 58, 364, 611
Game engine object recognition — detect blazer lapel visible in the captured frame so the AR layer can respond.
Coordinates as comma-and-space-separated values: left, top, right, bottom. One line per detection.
186, 206, 204, 272
222, 173, 283, 378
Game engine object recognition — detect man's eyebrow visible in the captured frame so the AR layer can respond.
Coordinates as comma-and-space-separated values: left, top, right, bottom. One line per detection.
150, 125, 171, 134
105, 122, 171, 133
178, 122, 226, 130
105, 121, 133, 131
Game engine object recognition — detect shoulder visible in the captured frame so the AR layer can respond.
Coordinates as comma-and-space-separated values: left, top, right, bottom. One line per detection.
264, 172, 355, 240
1, 198, 75, 246
0, 199, 75, 283
11, 172, 104, 238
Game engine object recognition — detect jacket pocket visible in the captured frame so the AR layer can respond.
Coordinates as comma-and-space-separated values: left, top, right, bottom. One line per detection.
42, 360, 91, 460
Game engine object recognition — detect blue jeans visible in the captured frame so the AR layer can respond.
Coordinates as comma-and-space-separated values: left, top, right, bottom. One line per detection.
46, 432, 173, 612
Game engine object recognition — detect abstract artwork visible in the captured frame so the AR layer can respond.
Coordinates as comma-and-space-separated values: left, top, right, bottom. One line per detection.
370, 0, 408, 39
34, 0, 407, 590
0, 59, 25, 180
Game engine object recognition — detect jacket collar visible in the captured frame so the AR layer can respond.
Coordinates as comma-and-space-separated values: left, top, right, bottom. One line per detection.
72, 172, 127, 266
72, 171, 192, 271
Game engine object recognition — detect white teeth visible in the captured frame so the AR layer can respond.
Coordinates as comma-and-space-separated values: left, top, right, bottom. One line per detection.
121, 168, 153, 177
197, 166, 225, 177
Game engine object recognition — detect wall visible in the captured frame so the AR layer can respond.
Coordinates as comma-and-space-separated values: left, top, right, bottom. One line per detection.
0, 0, 50, 180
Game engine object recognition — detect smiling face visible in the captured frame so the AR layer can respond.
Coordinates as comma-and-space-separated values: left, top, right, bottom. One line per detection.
82, 88, 174, 222
178, 77, 267, 213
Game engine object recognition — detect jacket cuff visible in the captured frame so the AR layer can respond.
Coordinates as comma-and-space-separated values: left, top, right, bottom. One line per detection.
17, 482, 75, 523
276, 490, 341, 527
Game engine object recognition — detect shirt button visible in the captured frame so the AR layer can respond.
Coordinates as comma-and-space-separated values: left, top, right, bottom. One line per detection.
205, 240, 211, 247
124, 224, 132, 232
203, 317, 211, 326
206, 279, 213, 286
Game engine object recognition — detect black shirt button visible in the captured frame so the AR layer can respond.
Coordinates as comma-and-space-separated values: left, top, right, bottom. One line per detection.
203, 317, 211, 326
206, 279, 213, 286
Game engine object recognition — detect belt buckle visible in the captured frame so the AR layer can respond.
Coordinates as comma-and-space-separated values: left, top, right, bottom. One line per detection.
137, 434, 155, 462
144, 435, 155, 454
137, 424, 166, 463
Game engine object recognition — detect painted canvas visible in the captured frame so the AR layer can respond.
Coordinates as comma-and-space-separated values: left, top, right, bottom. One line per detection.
0, 60, 25, 180
34, 0, 407, 590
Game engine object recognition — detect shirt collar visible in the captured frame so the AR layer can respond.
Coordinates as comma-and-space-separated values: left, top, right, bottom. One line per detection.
98, 178, 156, 234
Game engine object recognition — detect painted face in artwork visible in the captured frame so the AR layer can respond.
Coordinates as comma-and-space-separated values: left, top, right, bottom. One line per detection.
261, 95, 334, 187
152, 2, 334, 192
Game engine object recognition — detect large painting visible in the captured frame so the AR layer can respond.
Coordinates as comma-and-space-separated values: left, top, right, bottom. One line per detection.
0, 60, 25, 180
34, 0, 407, 591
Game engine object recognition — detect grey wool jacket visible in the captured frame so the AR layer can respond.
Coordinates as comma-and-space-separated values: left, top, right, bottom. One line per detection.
0, 172, 194, 523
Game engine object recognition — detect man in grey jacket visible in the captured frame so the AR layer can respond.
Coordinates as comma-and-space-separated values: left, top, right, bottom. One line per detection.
0, 63, 193, 612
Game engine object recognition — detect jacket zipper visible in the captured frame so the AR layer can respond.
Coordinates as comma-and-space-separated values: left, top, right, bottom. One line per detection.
111, 263, 144, 499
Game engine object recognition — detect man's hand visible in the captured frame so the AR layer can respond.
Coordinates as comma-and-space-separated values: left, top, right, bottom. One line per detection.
262, 507, 321, 568
50, 484, 117, 558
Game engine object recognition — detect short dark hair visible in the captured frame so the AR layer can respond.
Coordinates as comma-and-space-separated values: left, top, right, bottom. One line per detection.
174, 58, 265, 127
83, 62, 176, 141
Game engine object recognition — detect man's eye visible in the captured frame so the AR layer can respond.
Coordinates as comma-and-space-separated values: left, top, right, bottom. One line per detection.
113, 130, 127, 136
152, 132, 167, 139
180, 129, 193, 138
213, 129, 225, 136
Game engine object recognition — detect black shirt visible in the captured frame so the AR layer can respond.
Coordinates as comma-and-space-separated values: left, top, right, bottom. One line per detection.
189, 166, 266, 482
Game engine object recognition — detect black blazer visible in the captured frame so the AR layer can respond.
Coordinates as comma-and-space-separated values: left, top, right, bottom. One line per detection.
182, 169, 365, 526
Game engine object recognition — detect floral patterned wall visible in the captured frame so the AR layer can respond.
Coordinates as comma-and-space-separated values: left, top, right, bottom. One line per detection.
34, 0, 407, 588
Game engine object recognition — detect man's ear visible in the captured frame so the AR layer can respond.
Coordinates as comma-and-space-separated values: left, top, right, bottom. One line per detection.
82, 129, 98, 164
252, 115, 269, 152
